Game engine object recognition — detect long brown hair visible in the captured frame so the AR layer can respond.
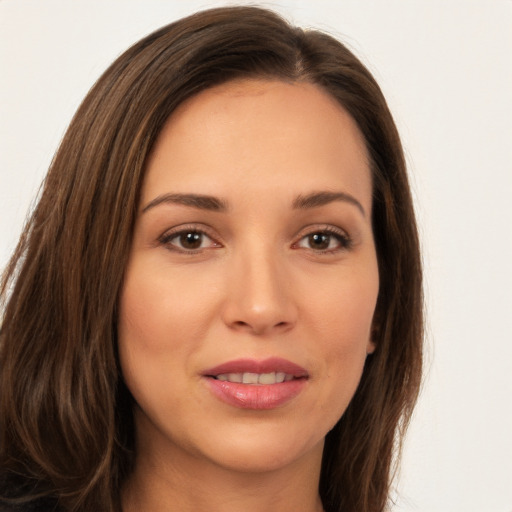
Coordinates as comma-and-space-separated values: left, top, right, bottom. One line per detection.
0, 6, 422, 512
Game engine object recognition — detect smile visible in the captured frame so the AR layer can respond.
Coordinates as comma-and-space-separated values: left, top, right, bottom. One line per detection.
215, 372, 295, 384
203, 358, 308, 409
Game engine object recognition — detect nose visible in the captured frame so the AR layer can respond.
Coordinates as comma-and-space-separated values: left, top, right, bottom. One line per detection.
221, 247, 298, 336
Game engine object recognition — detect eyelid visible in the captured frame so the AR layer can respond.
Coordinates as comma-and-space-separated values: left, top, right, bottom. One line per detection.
157, 222, 352, 254
158, 223, 223, 252
292, 224, 353, 252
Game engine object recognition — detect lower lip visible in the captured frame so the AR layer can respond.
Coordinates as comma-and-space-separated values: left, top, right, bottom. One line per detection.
205, 378, 307, 410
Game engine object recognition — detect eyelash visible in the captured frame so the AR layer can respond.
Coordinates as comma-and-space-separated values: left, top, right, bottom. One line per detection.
292, 226, 352, 253
158, 225, 352, 254
158, 224, 220, 254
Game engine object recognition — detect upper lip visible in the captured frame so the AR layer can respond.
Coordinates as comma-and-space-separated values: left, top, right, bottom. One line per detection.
203, 357, 308, 378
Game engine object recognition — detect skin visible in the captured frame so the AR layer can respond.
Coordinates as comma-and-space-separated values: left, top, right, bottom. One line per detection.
119, 79, 379, 512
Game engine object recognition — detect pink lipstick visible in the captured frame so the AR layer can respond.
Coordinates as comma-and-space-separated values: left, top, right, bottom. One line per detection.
202, 358, 308, 410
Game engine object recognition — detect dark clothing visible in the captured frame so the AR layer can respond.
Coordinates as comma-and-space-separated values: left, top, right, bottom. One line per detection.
0, 498, 59, 512
0, 474, 60, 512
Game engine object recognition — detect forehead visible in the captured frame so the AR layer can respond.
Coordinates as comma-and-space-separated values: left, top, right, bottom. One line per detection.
143, 79, 372, 211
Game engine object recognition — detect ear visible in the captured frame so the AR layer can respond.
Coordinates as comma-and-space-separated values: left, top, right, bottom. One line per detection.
367, 308, 382, 354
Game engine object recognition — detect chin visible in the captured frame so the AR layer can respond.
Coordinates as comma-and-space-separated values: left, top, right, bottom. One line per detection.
196, 420, 326, 474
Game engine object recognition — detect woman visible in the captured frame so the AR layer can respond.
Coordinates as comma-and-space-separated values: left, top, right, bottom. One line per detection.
0, 6, 422, 512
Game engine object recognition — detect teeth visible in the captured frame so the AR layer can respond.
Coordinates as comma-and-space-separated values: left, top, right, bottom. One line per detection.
215, 372, 294, 384
243, 372, 259, 384
259, 372, 277, 384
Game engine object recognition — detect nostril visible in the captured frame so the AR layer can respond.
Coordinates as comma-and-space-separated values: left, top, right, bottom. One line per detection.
232, 320, 251, 330
229, 319, 291, 335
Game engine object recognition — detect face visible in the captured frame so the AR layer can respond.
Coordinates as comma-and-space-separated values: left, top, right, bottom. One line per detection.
118, 80, 379, 476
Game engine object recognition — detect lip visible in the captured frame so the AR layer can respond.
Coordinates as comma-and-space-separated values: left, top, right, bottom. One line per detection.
202, 358, 308, 410
203, 357, 309, 378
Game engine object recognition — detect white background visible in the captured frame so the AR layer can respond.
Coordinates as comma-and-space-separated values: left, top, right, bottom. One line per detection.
1, 1, 511, 511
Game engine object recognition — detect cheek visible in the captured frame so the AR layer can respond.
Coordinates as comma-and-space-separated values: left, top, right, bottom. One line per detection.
118, 259, 213, 351
303, 266, 378, 422
116, 257, 223, 410
330, 279, 377, 368
306, 264, 378, 351
117, 261, 188, 404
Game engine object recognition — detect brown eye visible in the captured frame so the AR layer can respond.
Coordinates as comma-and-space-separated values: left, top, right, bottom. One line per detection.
179, 232, 203, 249
160, 229, 220, 252
307, 233, 331, 250
295, 229, 351, 252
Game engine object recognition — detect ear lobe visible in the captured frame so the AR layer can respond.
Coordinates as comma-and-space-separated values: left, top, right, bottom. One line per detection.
368, 306, 382, 354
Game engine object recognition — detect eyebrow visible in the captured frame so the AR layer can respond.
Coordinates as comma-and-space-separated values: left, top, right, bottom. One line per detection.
292, 191, 366, 217
142, 190, 365, 216
142, 193, 228, 213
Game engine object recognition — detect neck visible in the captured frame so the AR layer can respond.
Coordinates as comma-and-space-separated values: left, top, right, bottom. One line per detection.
122, 435, 325, 512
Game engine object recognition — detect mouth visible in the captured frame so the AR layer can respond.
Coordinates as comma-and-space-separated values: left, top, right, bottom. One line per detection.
203, 358, 308, 410
213, 372, 296, 384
